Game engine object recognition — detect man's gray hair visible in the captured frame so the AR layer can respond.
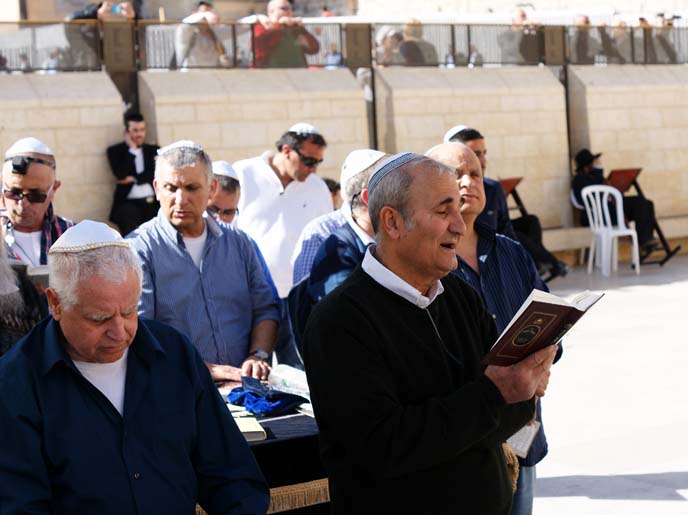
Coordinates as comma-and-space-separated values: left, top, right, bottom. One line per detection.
368, 155, 456, 236
155, 143, 213, 182
346, 163, 379, 213
49, 245, 142, 309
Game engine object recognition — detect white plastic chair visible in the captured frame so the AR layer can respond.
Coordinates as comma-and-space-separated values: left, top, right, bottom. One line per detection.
581, 185, 640, 277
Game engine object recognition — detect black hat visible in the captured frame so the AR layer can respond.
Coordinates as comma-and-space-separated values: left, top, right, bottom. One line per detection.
574, 148, 601, 170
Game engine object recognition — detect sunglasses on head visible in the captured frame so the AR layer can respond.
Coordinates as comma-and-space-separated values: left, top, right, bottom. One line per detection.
294, 148, 323, 168
4, 155, 55, 175
2, 184, 53, 204
207, 205, 239, 218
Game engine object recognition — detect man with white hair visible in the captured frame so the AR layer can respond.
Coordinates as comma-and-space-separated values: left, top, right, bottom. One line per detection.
303, 152, 557, 514
291, 148, 386, 284
1, 137, 73, 266
0, 220, 269, 514
0, 232, 46, 355
130, 141, 279, 382
234, 124, 332, 366
288, 149, 386, 347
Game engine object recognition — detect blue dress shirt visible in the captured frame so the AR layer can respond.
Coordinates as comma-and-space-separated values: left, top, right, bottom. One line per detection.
129, 212, 280, 367
477, 177, 518, 241
0, 317, 269, 515
452, 221, 561, 467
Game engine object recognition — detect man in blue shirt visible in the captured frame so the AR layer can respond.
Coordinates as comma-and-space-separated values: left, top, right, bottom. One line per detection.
129, 141, 280, 383
0, 220, 269, 515
429, 142, 562, 515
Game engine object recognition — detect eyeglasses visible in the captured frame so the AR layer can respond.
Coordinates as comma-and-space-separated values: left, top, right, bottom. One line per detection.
4, 155, 55, 175
293, 148, 324, 168
207, 205, 239, 218
2, 184, 53, 204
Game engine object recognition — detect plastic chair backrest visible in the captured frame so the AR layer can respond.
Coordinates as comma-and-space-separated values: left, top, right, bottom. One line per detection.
581, 185, 627, 232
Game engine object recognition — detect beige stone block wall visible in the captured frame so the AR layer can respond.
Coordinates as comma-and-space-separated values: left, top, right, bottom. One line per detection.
139, 69, 368, 182
0, 72, 124, 223
375, 66, 570, 228
568, 65, 688, 219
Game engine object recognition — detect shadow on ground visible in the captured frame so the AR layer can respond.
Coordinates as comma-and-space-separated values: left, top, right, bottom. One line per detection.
537, 472, 688, 501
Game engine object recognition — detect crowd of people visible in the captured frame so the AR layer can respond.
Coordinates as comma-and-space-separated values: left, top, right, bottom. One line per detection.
0, 103, 661, 514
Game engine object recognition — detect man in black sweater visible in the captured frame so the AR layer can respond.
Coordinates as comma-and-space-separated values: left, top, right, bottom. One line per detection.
303, 152, 557, 515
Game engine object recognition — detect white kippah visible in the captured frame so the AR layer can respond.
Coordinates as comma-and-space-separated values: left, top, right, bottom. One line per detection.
442, 125, 470, 143
157, 140, 204, 155
5, 137, 54, 158
49, 220, 130, 254
339, 149, 386, 196
288, 123, 321, 136
367, 152, 419, 195
212, 160, 239, 181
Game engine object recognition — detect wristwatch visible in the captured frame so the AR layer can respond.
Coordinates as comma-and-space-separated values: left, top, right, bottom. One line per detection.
249, 349, 270, 361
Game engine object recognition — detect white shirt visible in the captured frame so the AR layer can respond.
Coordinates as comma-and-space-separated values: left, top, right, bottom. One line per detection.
126, 146, 155, 200
73, 349, 129, 416
361, 245, 444, 309
183, 225, 208, 268
11, 230, 42, 266
234, 152, 333, 297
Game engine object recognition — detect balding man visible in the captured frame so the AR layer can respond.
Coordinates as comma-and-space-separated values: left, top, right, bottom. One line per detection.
1, 137, 72, 266
303, 152, 557, 514
253, 0, 320, 68
129, 141, 279, 382
0, 221, 269, 514
429, 142, 562, 515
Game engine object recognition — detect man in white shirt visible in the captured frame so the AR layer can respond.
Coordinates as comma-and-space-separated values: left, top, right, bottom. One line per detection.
1, 137, 72, 267
234, 123, 332, 367
107, 112, 160, 236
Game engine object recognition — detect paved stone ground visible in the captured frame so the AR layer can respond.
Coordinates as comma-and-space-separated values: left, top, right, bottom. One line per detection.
534, 254, 688, 514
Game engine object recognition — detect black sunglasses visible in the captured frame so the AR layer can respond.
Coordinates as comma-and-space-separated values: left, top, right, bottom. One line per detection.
293, 148, 323, 168
207, 205, 239, 218
4, 155, 55, 175
2, 185, 52, 204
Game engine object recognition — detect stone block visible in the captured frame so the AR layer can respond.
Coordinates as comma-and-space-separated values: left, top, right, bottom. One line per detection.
155, 104, 197, 124
172, 122, 223, 149
195, 103, 243, 123
79, 106, 123, 127
26, 108, 80, 129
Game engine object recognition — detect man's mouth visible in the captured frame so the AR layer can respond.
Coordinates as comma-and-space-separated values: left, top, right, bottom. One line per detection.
440, 242, 456, 250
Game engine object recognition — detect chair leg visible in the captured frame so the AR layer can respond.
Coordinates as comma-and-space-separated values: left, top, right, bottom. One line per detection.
631, 233, 640, 275
600, 235, 611, 277
612, 236, 619, 273
587, 237, 595, 274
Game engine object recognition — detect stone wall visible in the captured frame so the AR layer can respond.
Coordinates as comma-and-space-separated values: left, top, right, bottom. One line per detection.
375, 66, 570, 227
139, 68, 368, 181
568, 65, 688, 218
0, 72, 124, 223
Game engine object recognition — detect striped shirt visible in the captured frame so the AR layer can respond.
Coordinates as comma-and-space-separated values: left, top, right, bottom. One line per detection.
1, 204, 73, 266
291, 207, 348, 284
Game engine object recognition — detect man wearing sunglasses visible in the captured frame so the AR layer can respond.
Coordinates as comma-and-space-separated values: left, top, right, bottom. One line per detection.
1, 137, 72, 267
233, 123, 332, 367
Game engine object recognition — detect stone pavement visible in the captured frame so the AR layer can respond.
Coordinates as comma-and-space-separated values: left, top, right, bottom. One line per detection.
534, 254, 688, 514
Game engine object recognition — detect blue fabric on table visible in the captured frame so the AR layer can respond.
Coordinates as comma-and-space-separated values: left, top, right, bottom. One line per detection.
228, 377, 308, 416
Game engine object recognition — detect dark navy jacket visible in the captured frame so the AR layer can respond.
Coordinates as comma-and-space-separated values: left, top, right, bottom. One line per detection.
477, 177, 518, 241
0, 317, 269, 515
452, 221, 562, 467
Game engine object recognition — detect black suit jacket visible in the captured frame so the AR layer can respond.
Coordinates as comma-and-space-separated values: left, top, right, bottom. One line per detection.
107, 142, 159, 221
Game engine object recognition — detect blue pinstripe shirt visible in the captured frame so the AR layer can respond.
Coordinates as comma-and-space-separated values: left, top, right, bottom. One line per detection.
129, 213, 280, 367
291, 208, 348, 284
452, 221, 558, 467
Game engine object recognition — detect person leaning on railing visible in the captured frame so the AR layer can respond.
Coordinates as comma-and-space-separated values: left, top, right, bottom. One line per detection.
252, 0, 320, 68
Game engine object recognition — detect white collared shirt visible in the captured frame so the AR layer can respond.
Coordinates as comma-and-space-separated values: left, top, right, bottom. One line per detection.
126, 146, 155, 200
361, 245, 444, 309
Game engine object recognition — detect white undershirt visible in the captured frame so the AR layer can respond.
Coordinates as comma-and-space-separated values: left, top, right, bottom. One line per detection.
126, 147, 155, 200
183, 225, 208, 268
12, 230, 42, 266
73, 349, 129, 416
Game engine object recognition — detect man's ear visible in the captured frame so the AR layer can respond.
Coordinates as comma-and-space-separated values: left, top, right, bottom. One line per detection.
209, 177, 218, 199
50, 180, 62, 200
379, 206, 402, 240
153, 178, 161, 200
360, 188, 369, 207
280, 144, 292, 156
45, 288, 62, 321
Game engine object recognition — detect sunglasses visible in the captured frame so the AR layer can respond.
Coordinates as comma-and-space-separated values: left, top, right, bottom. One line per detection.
294, 148, 323, 168
4, 155, 55, 175
2, 184, 53, 204
207, 205, 239, 218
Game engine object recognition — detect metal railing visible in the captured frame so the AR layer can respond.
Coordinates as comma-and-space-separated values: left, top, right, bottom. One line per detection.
0, 20, 686, 73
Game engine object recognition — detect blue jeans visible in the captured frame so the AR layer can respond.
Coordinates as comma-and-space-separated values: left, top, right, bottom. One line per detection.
510, 465, 536, 515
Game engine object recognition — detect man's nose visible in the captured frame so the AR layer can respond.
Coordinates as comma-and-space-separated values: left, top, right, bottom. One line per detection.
450, 209, 466, 236
106, 317, 128, 341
